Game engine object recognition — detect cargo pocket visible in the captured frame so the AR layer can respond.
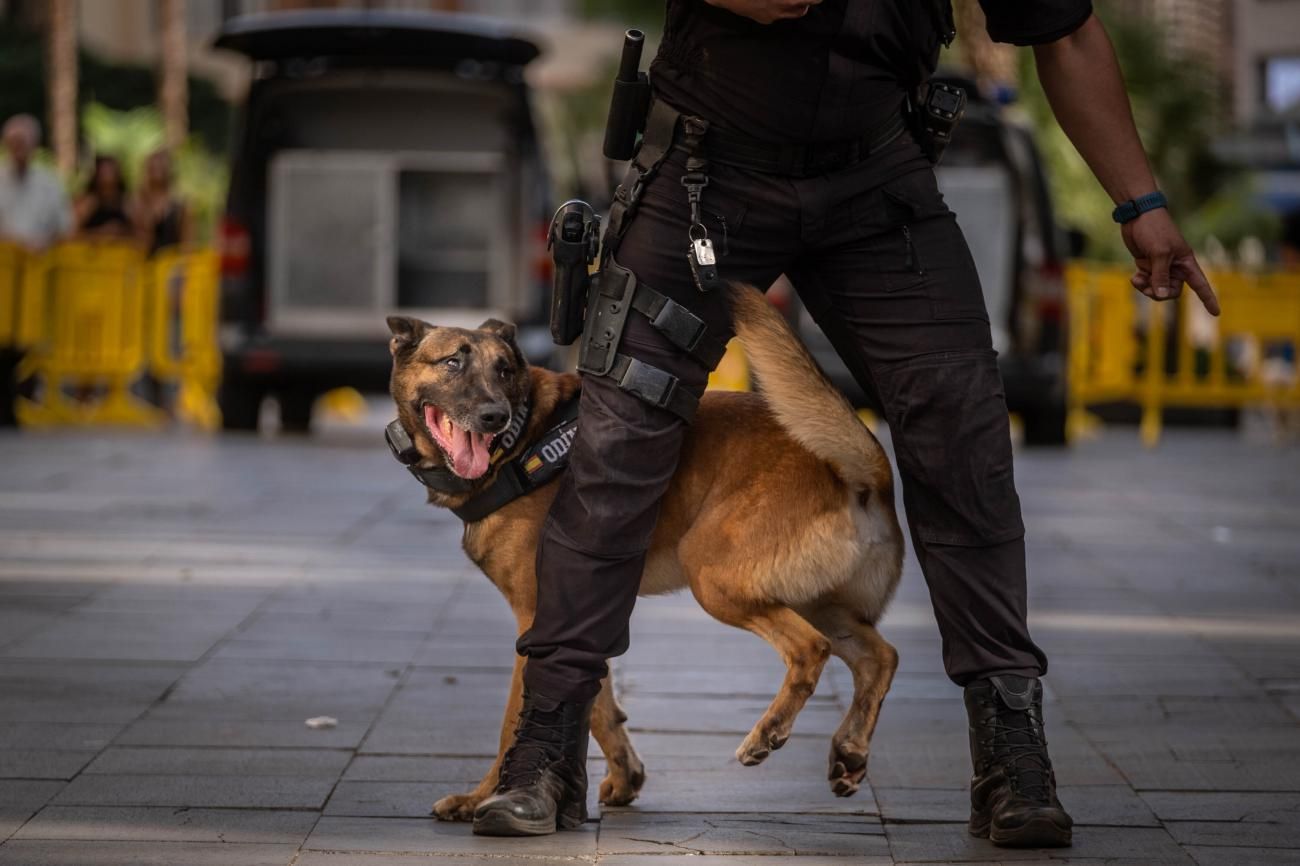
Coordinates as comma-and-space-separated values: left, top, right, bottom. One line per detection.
851, 168, 953, 295
874, 348, 1024, 547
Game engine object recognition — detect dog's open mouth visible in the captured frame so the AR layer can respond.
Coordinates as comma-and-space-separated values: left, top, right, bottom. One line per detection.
423, 403, 493, 480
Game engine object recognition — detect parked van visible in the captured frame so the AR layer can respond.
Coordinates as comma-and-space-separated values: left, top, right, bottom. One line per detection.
214, 10, 550, 431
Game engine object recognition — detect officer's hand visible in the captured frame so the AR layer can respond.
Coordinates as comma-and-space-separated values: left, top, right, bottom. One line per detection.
704, 0, 821, 24
1121, 207, 1220, 316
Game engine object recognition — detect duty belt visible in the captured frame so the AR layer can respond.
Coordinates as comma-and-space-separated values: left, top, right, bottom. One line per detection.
705, 111, 907, 178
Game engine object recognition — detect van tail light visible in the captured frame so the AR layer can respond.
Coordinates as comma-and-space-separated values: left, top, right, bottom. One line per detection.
219, 216, 251, 279
1036, 259, 1065, 323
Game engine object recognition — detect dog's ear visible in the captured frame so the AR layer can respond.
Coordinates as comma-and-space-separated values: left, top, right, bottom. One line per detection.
478, 318, 517, 344
387, 316, 429, 356
479, 318, 527, 367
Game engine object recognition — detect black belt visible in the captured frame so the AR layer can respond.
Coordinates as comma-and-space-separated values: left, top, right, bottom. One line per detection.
704, 111, 907, 178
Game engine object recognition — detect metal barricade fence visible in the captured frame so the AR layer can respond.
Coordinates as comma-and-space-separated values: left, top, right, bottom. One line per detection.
5, 242, 221, 429
1067, 263, 1300, 445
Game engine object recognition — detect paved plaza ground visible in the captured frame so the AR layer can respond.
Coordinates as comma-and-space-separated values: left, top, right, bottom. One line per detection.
0, 420, 1297, 865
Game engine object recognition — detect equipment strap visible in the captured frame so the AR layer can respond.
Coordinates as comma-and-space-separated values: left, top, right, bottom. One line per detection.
606, 353, 699, 422
630, 283, 728, 369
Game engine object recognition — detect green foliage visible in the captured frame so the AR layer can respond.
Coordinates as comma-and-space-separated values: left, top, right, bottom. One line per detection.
1012, 1, 1274, 261
0, 20, 231, 153
80, 103, 228, 244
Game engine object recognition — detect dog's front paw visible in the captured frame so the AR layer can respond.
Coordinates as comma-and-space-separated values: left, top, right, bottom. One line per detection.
431, 791, 481, 822
736, 725, 789, 767
827, 742, 868, 797
599, 755, 646, 807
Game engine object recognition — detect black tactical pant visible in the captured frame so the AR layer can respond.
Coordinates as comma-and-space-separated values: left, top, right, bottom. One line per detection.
518, 131, 1049, 703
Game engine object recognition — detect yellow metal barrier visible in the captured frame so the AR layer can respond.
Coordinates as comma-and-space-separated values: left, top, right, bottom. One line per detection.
146, 249, 222, 429
0, 242, 24, 348
8, 242, 221, 429
1067, 263, 1300, 445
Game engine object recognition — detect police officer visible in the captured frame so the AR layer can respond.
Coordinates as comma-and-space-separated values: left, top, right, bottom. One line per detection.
474, 0, 1220, 848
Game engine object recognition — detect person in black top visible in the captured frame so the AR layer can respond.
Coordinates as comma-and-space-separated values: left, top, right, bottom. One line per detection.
73, 155, 134, 241
476, 0, 1220, 848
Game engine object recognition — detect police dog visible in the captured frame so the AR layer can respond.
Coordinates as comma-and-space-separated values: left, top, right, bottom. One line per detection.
387, 284, 903, 821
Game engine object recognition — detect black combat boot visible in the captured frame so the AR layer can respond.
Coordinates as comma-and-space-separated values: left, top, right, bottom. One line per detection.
965, 675, 1073, 848
472, 688, 592, 836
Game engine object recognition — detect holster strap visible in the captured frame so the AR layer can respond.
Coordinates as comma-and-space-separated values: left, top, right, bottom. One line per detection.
631, 285, 728, 370
608, 353, 698, 422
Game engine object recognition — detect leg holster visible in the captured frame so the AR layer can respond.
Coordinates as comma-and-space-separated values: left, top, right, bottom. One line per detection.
577, 257, 727, 423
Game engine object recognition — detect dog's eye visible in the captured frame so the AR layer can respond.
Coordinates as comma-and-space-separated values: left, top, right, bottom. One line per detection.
443, 357, 462, 371
497, 363, 512, 380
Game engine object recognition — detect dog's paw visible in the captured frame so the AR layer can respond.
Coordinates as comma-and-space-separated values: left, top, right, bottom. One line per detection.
600, 754, 646, 806
431, 792, 480, 822
735, 727, 789, 767
827, 743, 868, 797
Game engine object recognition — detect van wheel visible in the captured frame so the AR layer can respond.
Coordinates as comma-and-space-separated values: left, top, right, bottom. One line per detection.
279, 390, 314, 434
219, 380, 263, 432
1023, 402, 1067, 447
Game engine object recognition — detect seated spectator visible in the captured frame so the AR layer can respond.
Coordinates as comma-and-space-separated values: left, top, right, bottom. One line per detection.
0, 114, 71, 251
74, 155, 135, 241
136, 149, 190, 255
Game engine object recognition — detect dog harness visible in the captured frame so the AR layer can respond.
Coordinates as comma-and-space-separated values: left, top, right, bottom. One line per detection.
385, 395, 581, 523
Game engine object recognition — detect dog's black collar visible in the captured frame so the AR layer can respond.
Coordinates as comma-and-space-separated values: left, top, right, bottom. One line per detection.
386, 394, 582, 523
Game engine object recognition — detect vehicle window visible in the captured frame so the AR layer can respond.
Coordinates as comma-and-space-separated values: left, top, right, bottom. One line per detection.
397, 170, 493, 309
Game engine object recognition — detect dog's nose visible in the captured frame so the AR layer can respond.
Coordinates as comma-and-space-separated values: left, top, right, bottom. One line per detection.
478, 405, 509, 430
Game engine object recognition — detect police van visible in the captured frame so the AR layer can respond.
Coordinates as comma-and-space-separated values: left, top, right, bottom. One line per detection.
213, 10, 552, 432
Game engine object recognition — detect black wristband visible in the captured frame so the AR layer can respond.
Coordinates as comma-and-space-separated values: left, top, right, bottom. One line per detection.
1112, 191, 1167, 224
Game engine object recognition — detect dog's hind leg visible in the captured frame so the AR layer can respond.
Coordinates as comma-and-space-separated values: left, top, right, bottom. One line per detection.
802, 604, 898, 797
689, 575, 831, 766
431, 653, 526, 822
591, 671, 646, 806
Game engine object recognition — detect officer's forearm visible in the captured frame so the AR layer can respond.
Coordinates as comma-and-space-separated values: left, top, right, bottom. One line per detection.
1032, 13, 1156, 205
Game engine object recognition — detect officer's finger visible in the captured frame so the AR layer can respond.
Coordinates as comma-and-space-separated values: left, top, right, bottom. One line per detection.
1149, 250, 1174, 301
1131, 271, 1149, 291
1181, 256, 1221, 317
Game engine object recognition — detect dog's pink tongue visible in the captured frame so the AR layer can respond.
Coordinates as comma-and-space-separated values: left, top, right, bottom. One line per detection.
448, 424, 491, 479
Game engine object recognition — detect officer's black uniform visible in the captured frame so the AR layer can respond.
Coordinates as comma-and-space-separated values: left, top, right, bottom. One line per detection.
520, 0, 1092, 699
479, 0, 1091, 846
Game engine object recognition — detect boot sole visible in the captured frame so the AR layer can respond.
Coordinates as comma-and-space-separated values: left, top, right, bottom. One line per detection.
472, 804, 585, 838
970, 815, 1072, 849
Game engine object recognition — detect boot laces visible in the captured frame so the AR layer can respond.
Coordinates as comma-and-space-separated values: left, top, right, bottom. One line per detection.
979, 706, 1054, 802
497, 706, 575, 789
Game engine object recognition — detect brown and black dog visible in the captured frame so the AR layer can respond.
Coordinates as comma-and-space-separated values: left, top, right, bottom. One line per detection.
387, 283, 904, 822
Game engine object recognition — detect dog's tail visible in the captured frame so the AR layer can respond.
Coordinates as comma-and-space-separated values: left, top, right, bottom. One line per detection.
728, 283, 892, 492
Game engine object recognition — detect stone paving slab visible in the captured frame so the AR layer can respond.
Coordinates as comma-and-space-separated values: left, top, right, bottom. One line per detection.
117, 718, 373, 749
13, 805, 318, 844
0, 781, 64, 843
0, 840, 298, 865
873, 785, 1159, 828
82, 746, 353, 777
1181, 847, 1300, 866
0, 750, 94, 781
303, 815, 598, 856
597, 813, 887, 856
884, 824, 1195, 863
51, 773, 337, 809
